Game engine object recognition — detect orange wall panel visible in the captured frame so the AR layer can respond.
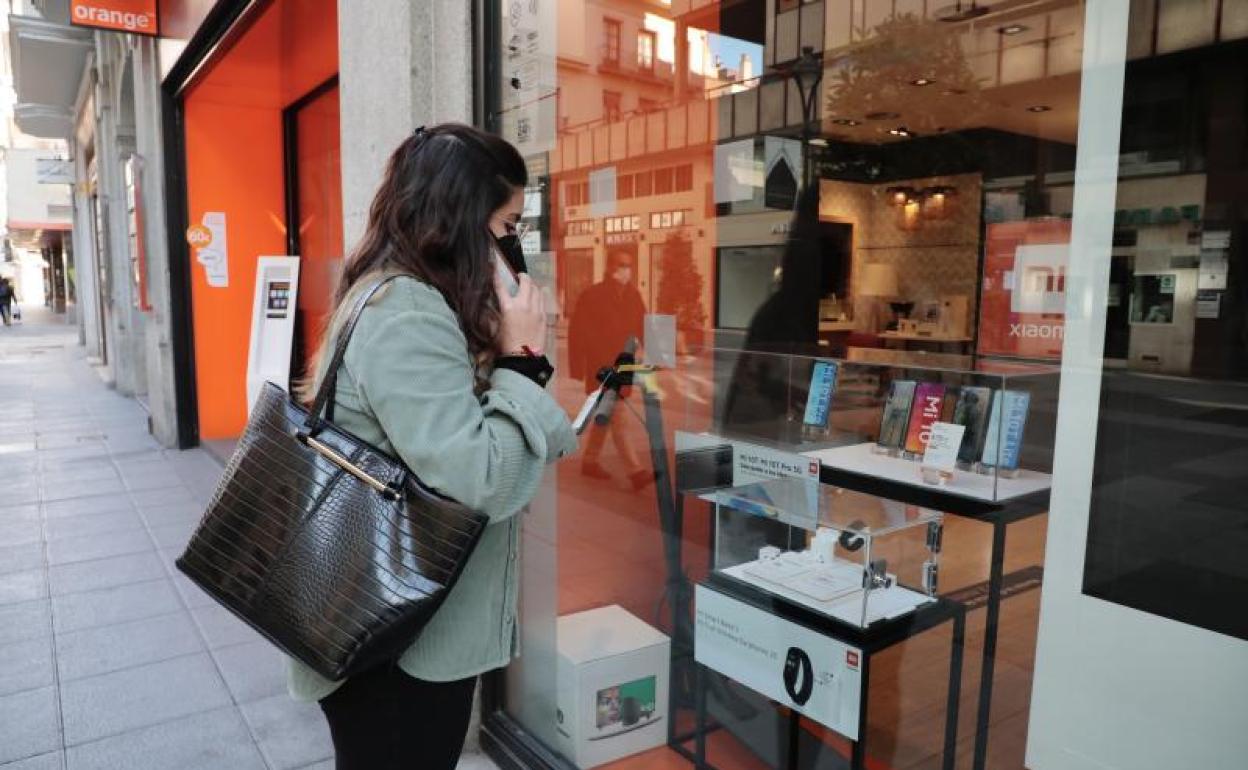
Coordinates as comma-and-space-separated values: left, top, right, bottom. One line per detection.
183, 97, 286, 439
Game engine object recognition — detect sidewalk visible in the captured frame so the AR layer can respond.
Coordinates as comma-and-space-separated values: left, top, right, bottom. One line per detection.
0, 308, 496, 769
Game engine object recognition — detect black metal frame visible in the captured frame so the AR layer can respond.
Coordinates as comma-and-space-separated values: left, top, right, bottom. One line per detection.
281, 75, 340, 258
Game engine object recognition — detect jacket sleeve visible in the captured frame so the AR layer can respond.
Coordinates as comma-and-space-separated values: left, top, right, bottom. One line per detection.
345, 299, 576, 522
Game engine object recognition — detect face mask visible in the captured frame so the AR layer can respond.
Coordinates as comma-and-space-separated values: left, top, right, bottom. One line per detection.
493, 233, 527, 275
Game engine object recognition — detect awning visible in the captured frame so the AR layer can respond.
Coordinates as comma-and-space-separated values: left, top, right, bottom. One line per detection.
8, 14, 93, 138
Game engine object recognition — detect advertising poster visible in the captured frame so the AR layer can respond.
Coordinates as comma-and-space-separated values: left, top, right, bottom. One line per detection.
499, 0, 557, 157
695, 585, 862, 738
977, 220, 1072, 360
187, 212, 229, 288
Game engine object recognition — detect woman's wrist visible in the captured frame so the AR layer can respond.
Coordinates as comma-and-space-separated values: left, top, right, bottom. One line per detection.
501, 344, 544, 357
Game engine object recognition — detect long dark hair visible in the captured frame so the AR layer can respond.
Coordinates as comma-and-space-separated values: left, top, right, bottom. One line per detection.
320, 123, 527, 388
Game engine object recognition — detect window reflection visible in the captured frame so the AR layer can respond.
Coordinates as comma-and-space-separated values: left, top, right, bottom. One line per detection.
493, 0, 1248, 767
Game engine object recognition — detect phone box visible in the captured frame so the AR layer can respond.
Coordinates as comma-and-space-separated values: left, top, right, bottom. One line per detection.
556, 605, 671, 768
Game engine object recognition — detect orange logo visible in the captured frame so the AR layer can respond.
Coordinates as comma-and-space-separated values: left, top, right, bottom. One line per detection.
186, 225, 213, 248
70, 0, 158, 35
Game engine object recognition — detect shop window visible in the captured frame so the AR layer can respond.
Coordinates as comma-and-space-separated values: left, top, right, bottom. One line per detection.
674, 164, 693, 191
634, 169, 653, 197
565, 219, 594, 237
565, 180, 589, 207
654, 166, 674, 194
602, 18, 620, 67
1129, 274, 1176, 324
603, 90, 622, 123
618, 173, 634, 199
638, 30, 656, 72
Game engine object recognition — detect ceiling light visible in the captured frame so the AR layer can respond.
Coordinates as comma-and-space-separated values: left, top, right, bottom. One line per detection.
999, 24, 1028, 35
831, 118, 861, 126
809, 137, 829, 147
888, 126, 914, 137
865, 111, 901, 121
911, 78, 936, 87
1027, 105, 1052, 113
885, 186, 918, 206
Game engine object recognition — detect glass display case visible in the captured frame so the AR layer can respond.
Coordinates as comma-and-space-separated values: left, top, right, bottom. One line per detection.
689, 347, 1060, 503
697, 476, 944, 629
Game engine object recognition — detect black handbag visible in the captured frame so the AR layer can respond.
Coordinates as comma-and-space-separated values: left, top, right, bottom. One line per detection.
176, 275, 489, 681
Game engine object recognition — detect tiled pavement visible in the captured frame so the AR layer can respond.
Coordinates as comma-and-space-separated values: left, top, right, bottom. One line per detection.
0, 308, 498, 770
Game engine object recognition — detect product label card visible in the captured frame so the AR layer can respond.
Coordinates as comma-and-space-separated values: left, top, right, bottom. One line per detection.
732, 443, 820, 487
904, 383, 947, 455
922, 422, 965, 471
802, 361, 839, 428
696, 585, 862, 738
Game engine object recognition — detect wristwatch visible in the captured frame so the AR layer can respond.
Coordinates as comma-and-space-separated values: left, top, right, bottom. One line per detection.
783, 647, 814, 706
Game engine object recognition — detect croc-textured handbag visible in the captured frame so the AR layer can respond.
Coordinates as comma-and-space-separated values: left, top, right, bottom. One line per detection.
177, 275, 488, 680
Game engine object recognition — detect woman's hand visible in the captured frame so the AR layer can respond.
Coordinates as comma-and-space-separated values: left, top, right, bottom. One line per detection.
495, 271, 547, 354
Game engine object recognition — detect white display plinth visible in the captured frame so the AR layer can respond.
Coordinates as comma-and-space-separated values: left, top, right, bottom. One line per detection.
804, 442, 1052, 502
721, 561, 934, 627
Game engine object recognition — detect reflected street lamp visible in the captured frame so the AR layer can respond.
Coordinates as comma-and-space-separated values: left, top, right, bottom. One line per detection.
790, 46, 823, 191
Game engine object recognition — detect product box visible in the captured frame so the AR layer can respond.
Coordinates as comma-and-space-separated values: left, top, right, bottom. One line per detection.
556, 605, 671, 769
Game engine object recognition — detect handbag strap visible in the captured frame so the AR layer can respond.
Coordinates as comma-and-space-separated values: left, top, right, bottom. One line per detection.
303, 274, 401, 435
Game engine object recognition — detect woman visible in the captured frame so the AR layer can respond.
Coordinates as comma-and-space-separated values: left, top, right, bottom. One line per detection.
290, 124, 576, 769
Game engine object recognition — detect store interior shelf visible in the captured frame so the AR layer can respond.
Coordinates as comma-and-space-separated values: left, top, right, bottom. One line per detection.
804, 442, 1052, 503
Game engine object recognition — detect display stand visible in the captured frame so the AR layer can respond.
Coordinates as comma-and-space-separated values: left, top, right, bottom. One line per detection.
588, 357, 986, 770
682, 575, 966, 770
811, 451, 1050, 770
666, 427, 1047, 770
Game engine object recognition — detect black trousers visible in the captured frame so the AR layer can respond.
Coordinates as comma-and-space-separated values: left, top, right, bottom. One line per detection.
319, 664, 477, 770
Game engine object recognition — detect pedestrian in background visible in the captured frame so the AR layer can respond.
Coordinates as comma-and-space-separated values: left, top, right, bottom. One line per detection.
0, 278, 14, 326
289, 124, 576, 770
568, 249, 652, 490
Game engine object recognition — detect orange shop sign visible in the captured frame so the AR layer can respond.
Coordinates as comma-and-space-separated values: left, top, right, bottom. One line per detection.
70, 0, 159, 35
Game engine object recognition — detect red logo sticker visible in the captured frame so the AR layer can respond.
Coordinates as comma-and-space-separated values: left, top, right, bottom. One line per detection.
846, 651, 859, 669
809, 461, 819, 476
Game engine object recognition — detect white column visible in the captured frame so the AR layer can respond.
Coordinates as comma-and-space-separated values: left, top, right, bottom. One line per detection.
337, 0, 474, 250
1028, 2, 1248, 768
132, 35, 180, 446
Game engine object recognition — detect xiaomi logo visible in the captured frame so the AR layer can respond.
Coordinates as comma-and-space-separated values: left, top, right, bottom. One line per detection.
70, 0, 158, 35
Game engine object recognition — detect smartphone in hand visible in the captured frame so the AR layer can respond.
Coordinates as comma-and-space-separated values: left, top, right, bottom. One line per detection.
495, 251, 520, 297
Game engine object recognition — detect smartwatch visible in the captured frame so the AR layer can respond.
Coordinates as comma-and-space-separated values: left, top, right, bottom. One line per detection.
783, 647, 814, 706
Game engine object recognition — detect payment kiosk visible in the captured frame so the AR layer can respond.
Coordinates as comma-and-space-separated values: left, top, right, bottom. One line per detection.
246, 256, 301, 413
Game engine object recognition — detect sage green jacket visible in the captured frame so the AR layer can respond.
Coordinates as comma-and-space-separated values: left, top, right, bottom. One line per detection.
286, 274, 576, 702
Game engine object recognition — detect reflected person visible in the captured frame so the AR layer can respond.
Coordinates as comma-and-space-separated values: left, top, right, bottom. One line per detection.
569, 249, 651, 490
